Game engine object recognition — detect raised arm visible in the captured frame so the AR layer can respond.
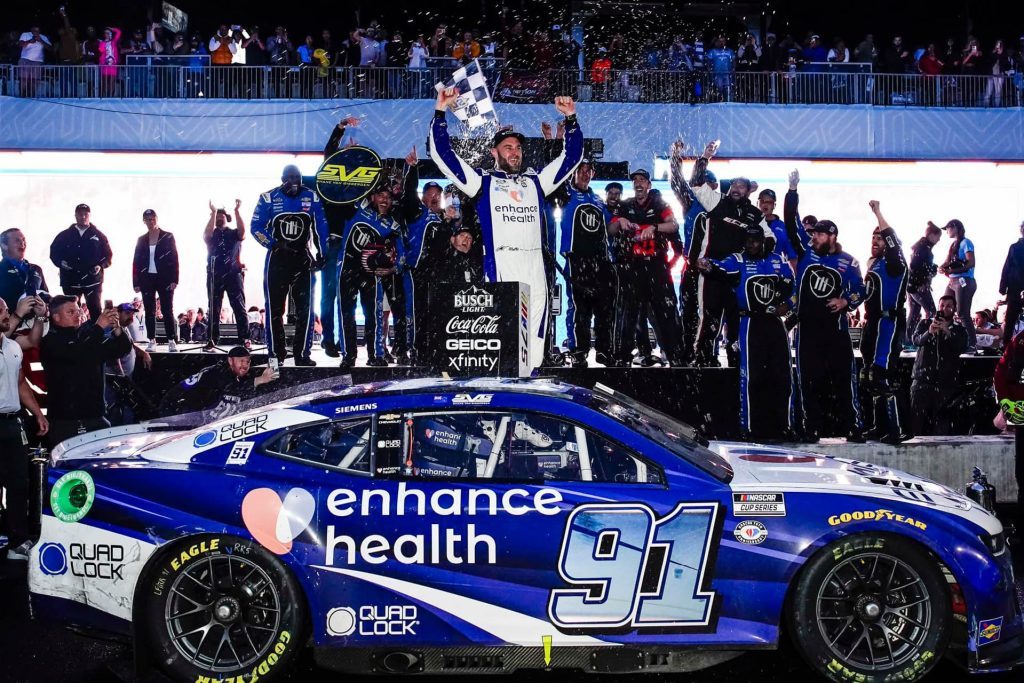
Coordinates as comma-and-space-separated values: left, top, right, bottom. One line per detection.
869, 200, 907, 277
538, 97, 583, 196
204, 201, 217, 242
324, 116, 359, 157
233, 198, 246, 241
783, 170, 809, 258
428, 88, 483, 198
401, 147, 426, 223
688, 141, 723, 212
668, 140, 693, 214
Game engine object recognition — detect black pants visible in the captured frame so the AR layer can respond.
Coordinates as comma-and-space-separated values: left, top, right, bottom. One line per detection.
63, 285, 102, 322
0, 417, 30, 548
338, 266, 377, 363
565, 255, 614, 359
796, 317, 862, 436
738, 313, 793, 437
207, 271, 248, 344
408, 268, 434, 364
264, 249, 314, 361
910, 383, 955, 436
861, 315, 908, 437
139, 273, 176, 341
691, 273, 738, 367
679, 269, 698, 365
1004, 287, 1022, 345
378, 273, 408, 357
615, 258, 681, 363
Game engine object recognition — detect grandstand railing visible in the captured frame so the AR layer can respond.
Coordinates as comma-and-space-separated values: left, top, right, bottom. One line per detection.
1, 63, 1021, 108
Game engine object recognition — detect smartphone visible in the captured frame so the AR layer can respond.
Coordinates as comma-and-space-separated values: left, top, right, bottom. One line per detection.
104, 299, 114, 310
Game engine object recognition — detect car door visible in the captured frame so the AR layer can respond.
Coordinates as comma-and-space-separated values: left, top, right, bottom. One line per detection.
309, 402, 735, 652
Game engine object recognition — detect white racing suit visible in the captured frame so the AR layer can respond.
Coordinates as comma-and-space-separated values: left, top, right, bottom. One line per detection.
429, 110, 583, 367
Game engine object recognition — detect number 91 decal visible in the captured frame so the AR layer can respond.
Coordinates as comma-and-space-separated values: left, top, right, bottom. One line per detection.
547, 503, 721, 633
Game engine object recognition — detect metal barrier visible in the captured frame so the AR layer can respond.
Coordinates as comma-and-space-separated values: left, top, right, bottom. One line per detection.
1, 63, 1021, 107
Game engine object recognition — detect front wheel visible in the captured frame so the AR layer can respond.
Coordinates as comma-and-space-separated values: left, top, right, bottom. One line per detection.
789, 534, 951, 683
141, 534, 306, 683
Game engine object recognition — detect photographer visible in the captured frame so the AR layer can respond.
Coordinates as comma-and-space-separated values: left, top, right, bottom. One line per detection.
939, 219, 977, 351
40, 296, 133, 447
909, 294, 968, 435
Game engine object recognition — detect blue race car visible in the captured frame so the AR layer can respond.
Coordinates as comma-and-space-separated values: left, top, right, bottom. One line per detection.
29, 378, 1022, 682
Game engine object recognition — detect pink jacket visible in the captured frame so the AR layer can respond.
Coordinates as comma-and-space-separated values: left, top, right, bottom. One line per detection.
98, 27, 121, 76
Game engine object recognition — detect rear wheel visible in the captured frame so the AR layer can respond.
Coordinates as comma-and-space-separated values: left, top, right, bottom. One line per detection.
141, 534, 305, 683
789, 534, 950, 683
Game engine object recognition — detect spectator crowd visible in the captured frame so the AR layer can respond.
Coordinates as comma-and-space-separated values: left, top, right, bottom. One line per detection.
3, 8, 1024, 105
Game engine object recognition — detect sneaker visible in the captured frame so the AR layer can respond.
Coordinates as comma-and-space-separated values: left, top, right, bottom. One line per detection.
880, 432, 913, 445
167, 339, 178, 353
383, 351, 396, 364
396, 353, 411, 366
367, 356, 388, 367
338, 358, 354, 371
202, 341, 216, 353
846, 429, 867, 444
294, 356, 317, 367
145, 340, 157, 353
323, 341, 340, 358
595, 352, 613, 367
7, 540, 32, 561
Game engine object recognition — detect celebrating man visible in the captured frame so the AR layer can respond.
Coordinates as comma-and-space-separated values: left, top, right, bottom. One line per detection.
429, 89, 583, 367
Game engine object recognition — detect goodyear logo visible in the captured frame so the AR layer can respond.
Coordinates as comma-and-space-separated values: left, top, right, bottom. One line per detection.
316, 146, 384, 205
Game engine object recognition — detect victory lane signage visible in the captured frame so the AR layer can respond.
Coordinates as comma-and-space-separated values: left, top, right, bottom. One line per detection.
432, 282, 530, 377
316, 146, 384, 205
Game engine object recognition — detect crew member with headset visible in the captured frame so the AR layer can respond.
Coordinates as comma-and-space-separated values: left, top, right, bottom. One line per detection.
784, 169, 866, 443
698, 225, 795, 440
860, 200, 911, 443
251, 164, 328, 374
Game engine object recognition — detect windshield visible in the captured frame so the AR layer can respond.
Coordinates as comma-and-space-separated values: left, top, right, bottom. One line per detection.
590, 384, 733, 483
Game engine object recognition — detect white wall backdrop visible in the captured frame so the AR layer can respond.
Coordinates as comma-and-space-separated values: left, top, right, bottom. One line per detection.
0, 152, 1022, 327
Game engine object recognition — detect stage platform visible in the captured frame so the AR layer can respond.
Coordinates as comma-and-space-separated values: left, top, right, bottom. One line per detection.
134, 342, 1000, 439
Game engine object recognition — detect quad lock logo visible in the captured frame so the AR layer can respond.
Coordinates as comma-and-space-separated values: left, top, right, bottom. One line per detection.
38, 542, 126, 580
326, 605, 420, 637
194, 414, 269, 448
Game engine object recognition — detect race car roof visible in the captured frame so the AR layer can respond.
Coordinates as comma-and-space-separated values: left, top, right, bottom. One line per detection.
310, 377, 592, 406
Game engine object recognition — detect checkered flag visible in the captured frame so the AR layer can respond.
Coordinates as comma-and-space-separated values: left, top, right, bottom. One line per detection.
435, 59, 498, 130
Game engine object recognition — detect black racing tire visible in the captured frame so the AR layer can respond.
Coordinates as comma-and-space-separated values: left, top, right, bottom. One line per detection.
788, 533, 951, 683
140, 534, 306, 683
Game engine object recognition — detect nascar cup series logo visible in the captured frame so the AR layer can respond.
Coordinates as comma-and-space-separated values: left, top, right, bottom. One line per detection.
316, 146, 384, 205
